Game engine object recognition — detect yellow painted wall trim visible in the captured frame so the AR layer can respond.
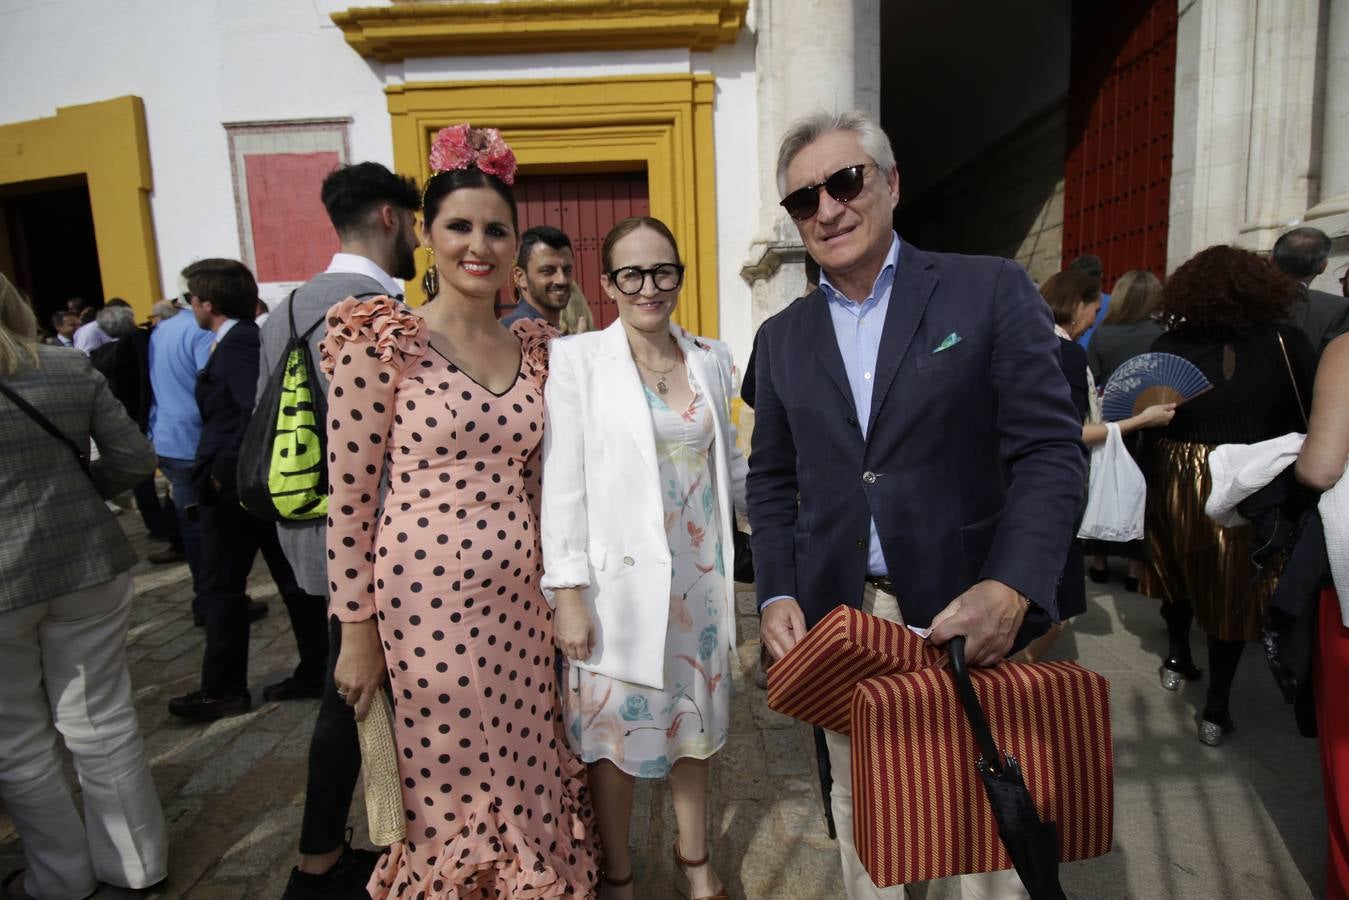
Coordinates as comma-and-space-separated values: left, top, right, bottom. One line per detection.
390, 74, 719, 337
333, 0, 747, 62
0, 97, 160, 316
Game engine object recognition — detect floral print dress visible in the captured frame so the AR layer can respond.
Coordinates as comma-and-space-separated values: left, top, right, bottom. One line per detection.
562, 384, 731, 778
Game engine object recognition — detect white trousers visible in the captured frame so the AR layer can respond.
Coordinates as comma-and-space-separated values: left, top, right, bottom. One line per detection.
824, 583, 1028, 900
0, 571, 168, 898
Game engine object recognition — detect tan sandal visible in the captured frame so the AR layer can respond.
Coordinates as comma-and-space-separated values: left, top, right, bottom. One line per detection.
673, 842, 729, 900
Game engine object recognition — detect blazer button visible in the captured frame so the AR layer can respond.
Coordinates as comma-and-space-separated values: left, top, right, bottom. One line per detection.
623, 555, 635, 566
855, 540, 865, 549
846, 416, 858, 427
862, 471, 877, 485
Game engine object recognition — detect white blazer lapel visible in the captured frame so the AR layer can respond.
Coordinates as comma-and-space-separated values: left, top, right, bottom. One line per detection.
676, 326, 729, 449
600, 321, 659, 479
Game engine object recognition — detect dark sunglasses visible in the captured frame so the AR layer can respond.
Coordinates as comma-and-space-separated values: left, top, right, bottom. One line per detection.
606, 263, 685, 295
779, 163, 869, 221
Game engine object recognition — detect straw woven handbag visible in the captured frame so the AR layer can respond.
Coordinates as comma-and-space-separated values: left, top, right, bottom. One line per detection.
355, 691, 406, 846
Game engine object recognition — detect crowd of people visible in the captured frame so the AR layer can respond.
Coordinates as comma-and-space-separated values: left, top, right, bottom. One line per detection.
1, 106, 1348, 900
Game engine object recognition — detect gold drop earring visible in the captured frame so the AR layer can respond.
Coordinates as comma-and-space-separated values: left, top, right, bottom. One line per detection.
421, 246, 439, 299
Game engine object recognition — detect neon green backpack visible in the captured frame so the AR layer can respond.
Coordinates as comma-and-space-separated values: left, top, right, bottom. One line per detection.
237, 290, 330, 521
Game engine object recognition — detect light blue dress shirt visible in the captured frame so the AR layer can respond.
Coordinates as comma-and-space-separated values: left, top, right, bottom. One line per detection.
147, 308, 214, 460
761, 235, 901, 609
820, 234, 900, 577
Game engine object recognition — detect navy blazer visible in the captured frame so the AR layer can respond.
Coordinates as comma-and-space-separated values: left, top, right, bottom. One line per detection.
193, 319, 261, 502
746, 243, 1086, 641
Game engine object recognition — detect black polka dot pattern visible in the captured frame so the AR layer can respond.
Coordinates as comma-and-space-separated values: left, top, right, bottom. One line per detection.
321, 298, 599, 897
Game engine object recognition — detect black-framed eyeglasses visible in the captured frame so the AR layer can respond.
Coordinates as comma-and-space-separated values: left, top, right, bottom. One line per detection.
606, 264, 685, 295
779, 163, 869, 221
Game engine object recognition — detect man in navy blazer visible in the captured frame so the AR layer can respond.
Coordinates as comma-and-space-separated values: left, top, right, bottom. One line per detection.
748, 112, 1085, 899
168, 259, 321, 722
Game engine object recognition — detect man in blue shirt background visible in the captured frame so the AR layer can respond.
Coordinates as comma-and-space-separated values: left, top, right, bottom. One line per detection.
147, 298, 221, 623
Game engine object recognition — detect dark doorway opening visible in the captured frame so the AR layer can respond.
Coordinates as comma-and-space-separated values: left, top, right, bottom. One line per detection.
880, 1, 1175, 289
498, 170, 650, 329
3, 176, 103, 330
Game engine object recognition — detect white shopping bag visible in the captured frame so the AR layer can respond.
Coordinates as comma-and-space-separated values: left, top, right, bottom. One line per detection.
1077, 422, 1146, 541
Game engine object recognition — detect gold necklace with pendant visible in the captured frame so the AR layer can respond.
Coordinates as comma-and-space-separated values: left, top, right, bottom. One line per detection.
633, 346, 681, 395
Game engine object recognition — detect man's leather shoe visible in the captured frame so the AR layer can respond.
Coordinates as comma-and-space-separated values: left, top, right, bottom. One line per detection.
263, 677, 324, 702
146, 545, 185, 564
167, 689, 252, 721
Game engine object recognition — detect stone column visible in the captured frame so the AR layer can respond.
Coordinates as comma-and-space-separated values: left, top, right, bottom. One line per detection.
1305, 0, 1349, 256
739, 0, 880, 327
1236, 0, 1323, 250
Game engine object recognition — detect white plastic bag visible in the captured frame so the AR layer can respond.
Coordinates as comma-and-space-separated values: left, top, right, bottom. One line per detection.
1077, 422, 1146, 542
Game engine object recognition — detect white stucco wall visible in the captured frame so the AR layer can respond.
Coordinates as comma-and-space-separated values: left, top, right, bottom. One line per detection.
0, 0, 761, 366
0, 0, 393, 299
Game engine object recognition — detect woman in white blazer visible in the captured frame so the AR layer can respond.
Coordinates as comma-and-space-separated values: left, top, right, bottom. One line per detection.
542, 217, 746, 900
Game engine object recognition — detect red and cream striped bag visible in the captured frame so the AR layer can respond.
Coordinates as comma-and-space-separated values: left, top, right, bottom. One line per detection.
851, 661, 1113, 886
765, 604, 941, 733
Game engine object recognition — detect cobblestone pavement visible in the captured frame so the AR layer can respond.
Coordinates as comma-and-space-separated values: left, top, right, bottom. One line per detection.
0, 508, 1326, 898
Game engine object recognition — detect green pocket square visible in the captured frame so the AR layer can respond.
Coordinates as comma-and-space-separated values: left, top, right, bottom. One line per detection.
933, 332, 962, 353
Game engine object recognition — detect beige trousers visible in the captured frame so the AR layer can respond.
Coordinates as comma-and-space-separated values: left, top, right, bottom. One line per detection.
824, 583, 1028, 900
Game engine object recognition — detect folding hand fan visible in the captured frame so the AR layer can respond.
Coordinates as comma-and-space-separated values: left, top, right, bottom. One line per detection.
1100, 352, 1212, 421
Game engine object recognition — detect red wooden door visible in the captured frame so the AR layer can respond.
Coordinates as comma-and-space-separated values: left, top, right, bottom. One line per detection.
1062, 0, 1177, 289
497, 171, 650, 328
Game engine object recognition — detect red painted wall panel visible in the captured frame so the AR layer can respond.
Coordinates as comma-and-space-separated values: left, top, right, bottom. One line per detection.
499, 171, 649, 328
1063, 0, 1176, 290
244, 151, 340, 283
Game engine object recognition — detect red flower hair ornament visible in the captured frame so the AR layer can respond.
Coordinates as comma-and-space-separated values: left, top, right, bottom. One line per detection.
428, 124, 517, 185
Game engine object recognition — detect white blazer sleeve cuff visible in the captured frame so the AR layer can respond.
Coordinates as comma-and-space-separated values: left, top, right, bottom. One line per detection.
540, 556, 590, 592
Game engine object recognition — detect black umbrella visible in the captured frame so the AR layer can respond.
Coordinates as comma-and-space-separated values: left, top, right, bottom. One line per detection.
948, 636, 1067, 900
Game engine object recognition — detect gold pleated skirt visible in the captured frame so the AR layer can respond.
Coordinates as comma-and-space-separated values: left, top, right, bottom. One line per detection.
1140, 438, 1275, 642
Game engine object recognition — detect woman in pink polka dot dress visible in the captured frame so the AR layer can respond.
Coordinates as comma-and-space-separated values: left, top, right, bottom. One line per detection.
323, 127, 600, 898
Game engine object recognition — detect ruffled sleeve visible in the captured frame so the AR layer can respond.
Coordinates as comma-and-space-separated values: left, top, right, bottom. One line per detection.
509, 317, 557, 389
319, 295, 427, 379
321, 295, 427, 622
509, 318, 556, 519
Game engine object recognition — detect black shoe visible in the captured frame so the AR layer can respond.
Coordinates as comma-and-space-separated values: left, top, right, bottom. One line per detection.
167, 689, 252, 721
263, 676, 324, 702
1124, 576, 1140, 593
1088, 566, 1109, 584
146, 545, 185, 564
281, 844, 382, 900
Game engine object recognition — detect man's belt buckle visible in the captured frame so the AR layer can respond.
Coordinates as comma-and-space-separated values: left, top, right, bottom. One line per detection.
865, 575, 896, 596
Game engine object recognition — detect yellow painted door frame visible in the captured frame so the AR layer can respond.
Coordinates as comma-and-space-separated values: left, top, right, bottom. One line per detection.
0, 96, 161, 316
388, 73, 719, 338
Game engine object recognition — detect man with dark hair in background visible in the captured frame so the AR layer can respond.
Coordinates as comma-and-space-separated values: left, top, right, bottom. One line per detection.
501, 224, 574, 328
260, 161, 420, 899
167, 259, 322, 724
1069, 254, 1112, 347
48, 310, 79, 346
1272, 225, 1349, 356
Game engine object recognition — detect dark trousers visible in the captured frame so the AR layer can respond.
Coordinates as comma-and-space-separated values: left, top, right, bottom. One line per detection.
131, 475, 170, 540
158, 456, 204, 620
299, 616, 362, 854
197, 486, 327, 697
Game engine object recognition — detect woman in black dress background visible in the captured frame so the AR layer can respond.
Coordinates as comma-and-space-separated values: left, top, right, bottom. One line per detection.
1140, 245, 1313, 745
